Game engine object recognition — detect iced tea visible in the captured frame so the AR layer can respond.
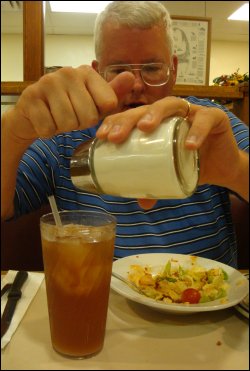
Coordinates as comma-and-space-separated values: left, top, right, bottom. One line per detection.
40, 211, 116, 358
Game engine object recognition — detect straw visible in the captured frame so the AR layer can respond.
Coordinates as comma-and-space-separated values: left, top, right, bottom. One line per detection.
48, 195, 63, 227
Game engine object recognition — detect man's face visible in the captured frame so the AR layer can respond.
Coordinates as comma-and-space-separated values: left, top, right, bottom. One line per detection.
94, 22, 178, 112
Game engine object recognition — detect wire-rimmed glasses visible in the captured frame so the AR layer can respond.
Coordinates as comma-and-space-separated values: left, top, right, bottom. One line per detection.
101, 62, 174, 86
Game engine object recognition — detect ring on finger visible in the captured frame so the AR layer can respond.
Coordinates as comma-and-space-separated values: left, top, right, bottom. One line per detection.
182, 99, 191, 120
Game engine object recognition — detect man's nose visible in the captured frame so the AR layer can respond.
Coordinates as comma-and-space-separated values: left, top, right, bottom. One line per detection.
131, 70, 145, 92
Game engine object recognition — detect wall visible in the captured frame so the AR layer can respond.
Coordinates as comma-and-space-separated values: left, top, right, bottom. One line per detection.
210, 40, 249, 84
1, 34, 249, 85
1, 34, 23, 81
45, 35, 95, 69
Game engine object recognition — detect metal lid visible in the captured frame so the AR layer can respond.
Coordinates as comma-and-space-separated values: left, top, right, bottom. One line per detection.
70, 138, 102, 194
173, 117, 199, 196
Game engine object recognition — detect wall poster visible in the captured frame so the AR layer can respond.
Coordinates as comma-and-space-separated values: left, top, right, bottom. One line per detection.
171, 16, 212, 85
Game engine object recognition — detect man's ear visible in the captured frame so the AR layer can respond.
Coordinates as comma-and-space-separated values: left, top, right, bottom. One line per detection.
92, 60, 99, 72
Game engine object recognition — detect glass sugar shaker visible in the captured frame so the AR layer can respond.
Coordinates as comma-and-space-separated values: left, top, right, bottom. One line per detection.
70, 116, 199, 199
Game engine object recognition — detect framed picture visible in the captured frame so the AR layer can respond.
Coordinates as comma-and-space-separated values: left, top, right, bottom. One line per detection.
171, 16, 212, 86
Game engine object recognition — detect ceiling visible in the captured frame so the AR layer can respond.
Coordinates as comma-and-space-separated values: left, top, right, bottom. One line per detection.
1, 1, 249, 42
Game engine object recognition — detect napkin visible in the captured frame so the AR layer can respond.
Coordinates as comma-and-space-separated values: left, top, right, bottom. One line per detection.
1, 270, 44, 349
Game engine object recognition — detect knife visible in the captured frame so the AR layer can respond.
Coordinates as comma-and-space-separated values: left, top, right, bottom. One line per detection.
1, 271, 28, 338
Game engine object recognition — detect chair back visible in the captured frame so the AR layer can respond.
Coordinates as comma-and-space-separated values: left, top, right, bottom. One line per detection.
229, 194, 249, 269
1, 204, 50, 271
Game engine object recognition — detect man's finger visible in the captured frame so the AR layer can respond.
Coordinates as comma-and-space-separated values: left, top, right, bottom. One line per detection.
109, 71, 135, 101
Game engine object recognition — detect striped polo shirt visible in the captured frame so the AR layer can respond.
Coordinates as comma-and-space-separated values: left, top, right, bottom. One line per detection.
14, 97, 249, 267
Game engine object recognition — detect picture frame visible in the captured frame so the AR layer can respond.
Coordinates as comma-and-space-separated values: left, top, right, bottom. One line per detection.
171, 16, 212, 86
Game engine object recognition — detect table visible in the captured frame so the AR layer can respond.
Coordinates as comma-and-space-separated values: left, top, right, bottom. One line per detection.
1, 280, 249, 370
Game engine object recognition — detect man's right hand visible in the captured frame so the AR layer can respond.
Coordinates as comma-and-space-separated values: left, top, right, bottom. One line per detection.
1, 65, 135, 220
4, 65, 135, 143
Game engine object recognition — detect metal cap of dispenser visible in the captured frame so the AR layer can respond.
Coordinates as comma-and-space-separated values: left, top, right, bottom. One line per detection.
70, 138, 101, 194
172, 117, 199, 197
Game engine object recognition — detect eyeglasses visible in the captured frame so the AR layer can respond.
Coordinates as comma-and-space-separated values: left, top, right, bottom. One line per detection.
101, 63, 174, 87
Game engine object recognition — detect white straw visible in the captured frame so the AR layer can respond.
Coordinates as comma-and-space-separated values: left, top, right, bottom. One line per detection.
48, 195, 63, 227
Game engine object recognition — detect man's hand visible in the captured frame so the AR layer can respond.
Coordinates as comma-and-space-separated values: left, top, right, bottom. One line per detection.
1, 65, 135, 219
96, 96, 249, 201
4, 65, 135, 143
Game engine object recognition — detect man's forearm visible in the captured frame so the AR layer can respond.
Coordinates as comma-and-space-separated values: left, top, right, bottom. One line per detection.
1, 111, 34, 220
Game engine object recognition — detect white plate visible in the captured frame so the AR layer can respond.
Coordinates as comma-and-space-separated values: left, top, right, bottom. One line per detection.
235, 273, 249, 319
111, 253, 249, 314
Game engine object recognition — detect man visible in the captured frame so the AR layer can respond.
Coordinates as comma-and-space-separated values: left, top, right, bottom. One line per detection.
1, 1, 249, 266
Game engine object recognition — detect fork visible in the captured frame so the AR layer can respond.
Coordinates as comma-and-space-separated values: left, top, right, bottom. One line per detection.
112, 271, 149, 297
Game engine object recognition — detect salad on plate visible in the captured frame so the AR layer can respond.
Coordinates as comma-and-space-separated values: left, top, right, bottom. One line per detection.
128, 258, 229, 304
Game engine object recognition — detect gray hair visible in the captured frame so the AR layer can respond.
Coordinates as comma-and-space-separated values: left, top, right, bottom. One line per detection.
94, 1, 174, 60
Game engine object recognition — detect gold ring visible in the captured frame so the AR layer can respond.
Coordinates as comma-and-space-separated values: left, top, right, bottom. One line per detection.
182, 99, 191, 120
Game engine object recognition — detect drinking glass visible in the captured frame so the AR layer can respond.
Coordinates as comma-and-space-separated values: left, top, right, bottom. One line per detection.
40, 210, 116, 358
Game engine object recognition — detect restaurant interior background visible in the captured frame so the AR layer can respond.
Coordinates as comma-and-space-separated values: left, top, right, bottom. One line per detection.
1, 1, 249, 270
1, 1, 249, 84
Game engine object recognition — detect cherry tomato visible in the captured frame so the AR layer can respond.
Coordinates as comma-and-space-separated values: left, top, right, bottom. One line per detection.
181, 288, 201, 304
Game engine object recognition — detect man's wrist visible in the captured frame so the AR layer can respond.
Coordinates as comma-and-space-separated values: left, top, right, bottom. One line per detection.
2, 109, 35, 149
227, 150, 249, 202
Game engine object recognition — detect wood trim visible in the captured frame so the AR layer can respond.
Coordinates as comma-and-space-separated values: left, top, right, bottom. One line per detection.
1, 81, 35, 95
233, 93, 249, 125
1, 82, 248, 125
172, 85, 243, 99
23, 1, 44, 81
1, 82, 243, 99
172, 83, 248, 124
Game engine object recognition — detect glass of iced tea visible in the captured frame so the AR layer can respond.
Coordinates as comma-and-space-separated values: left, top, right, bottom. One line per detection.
40, 210, 116, 358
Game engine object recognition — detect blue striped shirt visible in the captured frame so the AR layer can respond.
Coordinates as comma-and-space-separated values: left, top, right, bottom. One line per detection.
14, 97, 249, 267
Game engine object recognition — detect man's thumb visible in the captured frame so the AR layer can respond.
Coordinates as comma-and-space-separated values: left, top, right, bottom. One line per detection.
109, 71, 135, 100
